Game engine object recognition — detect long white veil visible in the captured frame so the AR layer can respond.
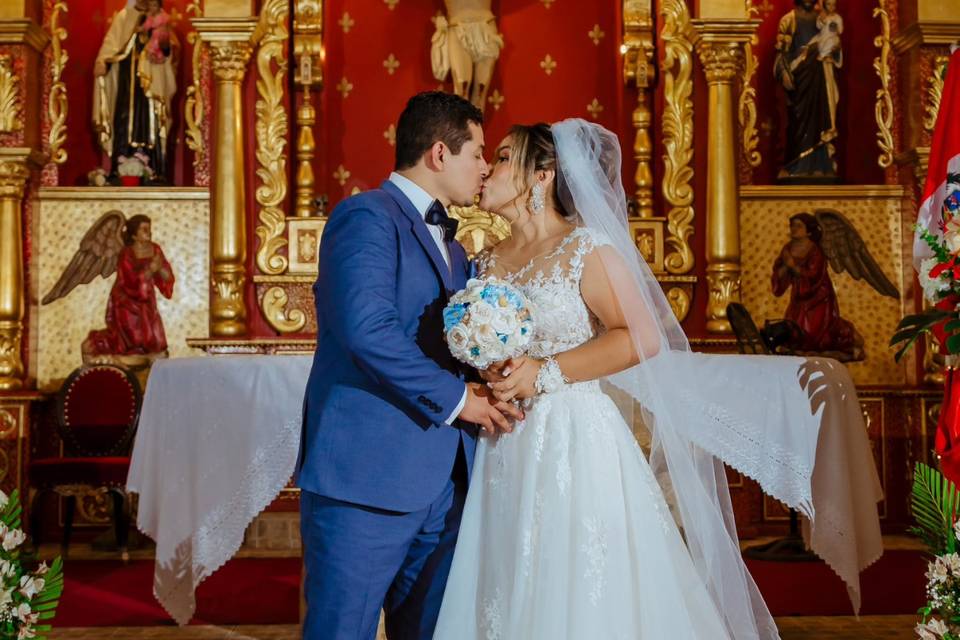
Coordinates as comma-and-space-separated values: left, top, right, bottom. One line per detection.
552, 118, 780, 640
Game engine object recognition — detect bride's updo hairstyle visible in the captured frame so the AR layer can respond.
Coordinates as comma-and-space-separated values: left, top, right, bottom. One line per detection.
508, 123, 573, 218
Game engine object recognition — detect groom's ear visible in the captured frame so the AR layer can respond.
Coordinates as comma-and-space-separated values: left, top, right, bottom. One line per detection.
425, 141, 447, 172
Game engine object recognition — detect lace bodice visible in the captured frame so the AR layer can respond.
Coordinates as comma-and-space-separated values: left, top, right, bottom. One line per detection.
476, 227, 609, 359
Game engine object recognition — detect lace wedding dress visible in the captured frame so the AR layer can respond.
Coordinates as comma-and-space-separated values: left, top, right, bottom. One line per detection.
433, 227, 732, 640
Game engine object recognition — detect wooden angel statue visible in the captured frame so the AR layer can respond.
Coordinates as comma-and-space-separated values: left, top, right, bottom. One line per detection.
42, 211, 175, 366
431, 0, 503, 110
771, 210, 898, 361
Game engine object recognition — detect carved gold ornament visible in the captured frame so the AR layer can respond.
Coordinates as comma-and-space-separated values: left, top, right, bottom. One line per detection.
659, 0, 695, 275
873, 4, 895, 169
47, 1, 68, 164
184, 1, 205, 169
0, 56, 21, 133
924, 55, 949, 134
253, 0, 290, 277
738, 0, 761, 168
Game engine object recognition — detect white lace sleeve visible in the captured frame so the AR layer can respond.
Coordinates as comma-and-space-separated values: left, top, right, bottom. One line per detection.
569, 227, 613, 283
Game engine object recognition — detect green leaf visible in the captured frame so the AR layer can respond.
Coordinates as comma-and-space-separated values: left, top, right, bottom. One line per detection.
911, 462, 960, 555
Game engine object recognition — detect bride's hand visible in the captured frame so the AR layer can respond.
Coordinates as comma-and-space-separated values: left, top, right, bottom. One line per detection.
478, 360, 509, 384
489, 357, 542, 402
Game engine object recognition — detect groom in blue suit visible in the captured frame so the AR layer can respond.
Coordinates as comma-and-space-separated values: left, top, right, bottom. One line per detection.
297, 92, 522, 640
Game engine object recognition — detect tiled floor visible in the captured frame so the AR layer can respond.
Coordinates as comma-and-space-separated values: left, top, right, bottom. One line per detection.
45, 616, 917, 639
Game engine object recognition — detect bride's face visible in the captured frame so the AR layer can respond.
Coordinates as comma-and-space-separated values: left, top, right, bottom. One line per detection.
480, 135, 524, 219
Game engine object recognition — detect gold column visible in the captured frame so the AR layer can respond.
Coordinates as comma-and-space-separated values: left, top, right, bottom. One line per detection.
0, 149, 41, 390
622, 1, 654, 217
692, 21, 756, 333
293, 0, 323, 218
194, 19, 256, 337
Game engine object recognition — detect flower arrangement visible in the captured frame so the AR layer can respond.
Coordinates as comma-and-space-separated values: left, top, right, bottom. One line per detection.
116, 152, 154, 184
443, 277, 535, 369
0, 490, 63, 640
891, 175, 960, 360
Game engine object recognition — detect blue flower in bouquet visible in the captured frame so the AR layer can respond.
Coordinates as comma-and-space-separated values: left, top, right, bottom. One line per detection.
443, 303, 468, 331
443, 278, 535, 369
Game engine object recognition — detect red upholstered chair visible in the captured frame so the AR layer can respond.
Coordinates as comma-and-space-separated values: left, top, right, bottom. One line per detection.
28, 365, 142, 560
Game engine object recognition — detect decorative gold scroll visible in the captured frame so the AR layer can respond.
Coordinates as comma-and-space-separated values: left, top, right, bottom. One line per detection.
253, 0, 290, 276
873, 4, 895, 169
0, 56, 21, 133
184, 1, 205, 167
923, 54, 949, 134
738, 0, 761, 168
47, 1, 68, 164
659, 0, 695, 275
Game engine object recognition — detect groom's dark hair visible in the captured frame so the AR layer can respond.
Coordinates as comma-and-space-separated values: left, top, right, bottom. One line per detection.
394, 92, 484, 171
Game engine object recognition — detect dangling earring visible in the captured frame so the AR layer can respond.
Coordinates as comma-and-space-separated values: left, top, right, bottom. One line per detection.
530, 183, 546, 214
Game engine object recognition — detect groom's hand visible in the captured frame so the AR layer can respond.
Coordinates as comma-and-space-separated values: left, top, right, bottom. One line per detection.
459, 382, 524, 436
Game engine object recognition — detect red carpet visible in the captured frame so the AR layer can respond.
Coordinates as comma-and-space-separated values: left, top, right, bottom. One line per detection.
55, 558, 301, 626
747, 549, 928, 616
53, 551, 924, 626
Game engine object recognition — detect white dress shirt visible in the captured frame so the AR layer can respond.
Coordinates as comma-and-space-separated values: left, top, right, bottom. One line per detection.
388, 172, 468, 424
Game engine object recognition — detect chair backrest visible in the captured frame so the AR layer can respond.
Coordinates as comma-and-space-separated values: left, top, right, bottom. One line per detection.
57, 365, 142, 457
726, 303, 770, 355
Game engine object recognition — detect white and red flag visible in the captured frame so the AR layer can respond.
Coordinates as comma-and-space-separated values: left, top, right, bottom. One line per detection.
915, 48, 960, 272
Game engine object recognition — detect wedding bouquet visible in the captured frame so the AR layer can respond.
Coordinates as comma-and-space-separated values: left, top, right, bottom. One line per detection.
443, 277, 535, 369
0, 490, 63, 640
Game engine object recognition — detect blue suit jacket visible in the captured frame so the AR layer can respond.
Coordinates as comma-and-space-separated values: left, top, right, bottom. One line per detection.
296, 180, 476, 512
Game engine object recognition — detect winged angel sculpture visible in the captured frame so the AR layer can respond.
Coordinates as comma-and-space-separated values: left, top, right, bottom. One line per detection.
770, 209, 898, 361
42, 210, 175, 366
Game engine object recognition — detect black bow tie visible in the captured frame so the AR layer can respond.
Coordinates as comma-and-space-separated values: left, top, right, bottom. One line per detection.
425, 200, 459, 243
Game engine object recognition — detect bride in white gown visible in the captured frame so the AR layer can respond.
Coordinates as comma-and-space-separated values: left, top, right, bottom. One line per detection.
433, 120, 780, 640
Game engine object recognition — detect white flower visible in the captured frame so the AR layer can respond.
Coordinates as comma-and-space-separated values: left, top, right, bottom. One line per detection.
475, 323, 500, 348
17, 625, 35, 640
2, 528, 25, 552
447, 325, 470, 351
33, 563, 47, 576
469, 302, 494, 324
0, 587, 13, 610
916, 618, 950, 639
13, 602, 30, 621
18, 575, 42, 599
491, 310, 519, 336
918, 257, 953, 304
0, 490, 9, 511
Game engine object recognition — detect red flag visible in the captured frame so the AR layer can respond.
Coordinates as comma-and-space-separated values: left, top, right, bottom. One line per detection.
920, 50, 960, 485
914, 48, 960, 271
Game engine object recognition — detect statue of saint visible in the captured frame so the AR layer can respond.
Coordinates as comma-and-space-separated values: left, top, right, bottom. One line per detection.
773, 0, 843, 183
431, 0, 503, 110
92, 0, 179, 184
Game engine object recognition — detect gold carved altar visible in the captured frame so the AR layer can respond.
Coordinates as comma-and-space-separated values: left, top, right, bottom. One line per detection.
0, 0, 956, 536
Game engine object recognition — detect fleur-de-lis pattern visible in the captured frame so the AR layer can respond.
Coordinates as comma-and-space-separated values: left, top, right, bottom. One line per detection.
383, 53, 399, 75
338, 12, 355, 33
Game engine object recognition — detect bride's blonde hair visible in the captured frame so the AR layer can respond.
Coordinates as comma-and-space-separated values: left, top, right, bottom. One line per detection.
508, 123, 572, 217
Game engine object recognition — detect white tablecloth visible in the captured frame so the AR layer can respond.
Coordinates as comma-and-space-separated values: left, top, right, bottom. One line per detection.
126, 355, 310, 625
664, 354, 884, 614
126, 352, 882, 624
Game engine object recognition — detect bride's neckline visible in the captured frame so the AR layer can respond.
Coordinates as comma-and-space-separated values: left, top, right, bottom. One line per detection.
488, 226, 582, 280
